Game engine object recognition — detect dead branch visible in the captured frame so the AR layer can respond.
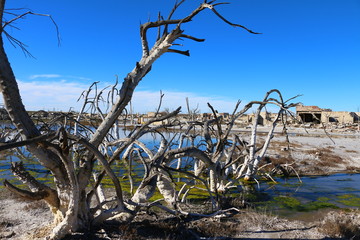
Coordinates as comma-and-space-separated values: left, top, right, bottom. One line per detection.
3, 180, 48, 200
0, 131, 56, 151
1, 9, 61, 57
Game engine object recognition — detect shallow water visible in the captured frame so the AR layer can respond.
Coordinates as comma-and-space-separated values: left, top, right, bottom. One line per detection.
265, 173, 360, 201
1, 125, 359, 218
255, 173, 360, 219
2, 151, 359, 214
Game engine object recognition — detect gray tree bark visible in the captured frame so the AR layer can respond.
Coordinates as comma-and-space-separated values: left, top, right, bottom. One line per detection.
0, 1, 264, 239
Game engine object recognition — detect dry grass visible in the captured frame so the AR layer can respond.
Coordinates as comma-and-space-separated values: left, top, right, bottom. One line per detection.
24, 224, 54, 240
269, 156, 295, 165
94, 217, 198, 240
188, 210, 286, 238
259, 141, 351, 176
259, 155, 299, 177
42, 208, 314, 240
320, 210, 360, 239
305, 147, 344, 168
346, 166, 360, 172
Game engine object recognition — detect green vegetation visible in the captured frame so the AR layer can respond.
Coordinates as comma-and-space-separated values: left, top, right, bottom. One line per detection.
302, 198, 339, 212
337, 194, 360, 207
273, 196, 301, 210
263, 196, 338, 212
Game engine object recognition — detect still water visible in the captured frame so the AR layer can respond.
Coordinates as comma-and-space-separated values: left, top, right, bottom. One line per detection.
257, 173, 360, 217
1, 127, 359, 217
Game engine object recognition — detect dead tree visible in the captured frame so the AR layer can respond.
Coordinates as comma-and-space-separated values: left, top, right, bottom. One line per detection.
0, 0, 263, 239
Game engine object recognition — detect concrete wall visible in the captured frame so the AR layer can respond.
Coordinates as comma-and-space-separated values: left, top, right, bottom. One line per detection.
321, 111, 359, 124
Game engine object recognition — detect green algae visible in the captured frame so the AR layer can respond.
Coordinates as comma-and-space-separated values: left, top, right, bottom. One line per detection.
302, 198, 338, 212
273, 196, 302, 210
336, 194, 360, 207
268, 196, 338, 212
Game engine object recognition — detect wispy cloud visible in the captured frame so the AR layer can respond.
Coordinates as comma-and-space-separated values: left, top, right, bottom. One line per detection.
65, 76, 93, 81
17, 80, 87, 111
0, 72, 283, 114
29, 74, 93, 82
131, 90, 242, 113
12, 78, 245, 113
29, 74, 61, 80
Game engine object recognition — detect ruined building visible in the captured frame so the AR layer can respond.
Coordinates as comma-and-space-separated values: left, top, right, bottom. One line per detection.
296, 104, 359, 125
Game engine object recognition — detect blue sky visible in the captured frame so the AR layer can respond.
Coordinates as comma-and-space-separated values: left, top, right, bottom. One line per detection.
1, 0, 359, 113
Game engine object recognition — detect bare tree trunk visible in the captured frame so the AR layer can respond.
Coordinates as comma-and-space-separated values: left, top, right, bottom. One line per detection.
0, 0, 72, 210
0, 3, 90, 238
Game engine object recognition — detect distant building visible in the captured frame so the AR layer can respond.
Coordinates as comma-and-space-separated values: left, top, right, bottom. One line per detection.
296, 105, 323, 123
147, 112, 157, 118
242, 112, 281, 126
296, 104, 359, 125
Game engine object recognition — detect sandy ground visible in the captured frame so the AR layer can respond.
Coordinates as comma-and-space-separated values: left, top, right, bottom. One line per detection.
1, 128, 359, 239
0, 194, 334, 240
0, 193, 52, 239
